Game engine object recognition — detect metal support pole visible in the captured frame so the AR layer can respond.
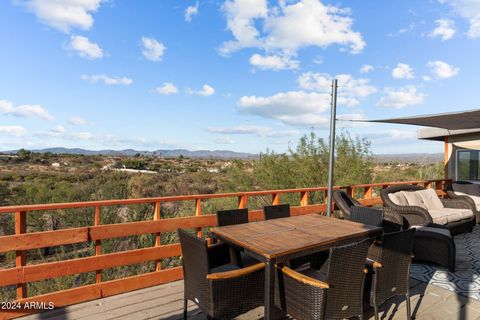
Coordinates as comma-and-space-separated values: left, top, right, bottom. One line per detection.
326, 79, 338, 217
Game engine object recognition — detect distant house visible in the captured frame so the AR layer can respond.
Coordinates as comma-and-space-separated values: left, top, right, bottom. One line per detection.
51, 162, 61, 168
418, 128, 480, 181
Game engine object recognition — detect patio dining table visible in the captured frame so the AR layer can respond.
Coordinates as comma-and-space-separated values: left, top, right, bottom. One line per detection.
211, 213, 383, 320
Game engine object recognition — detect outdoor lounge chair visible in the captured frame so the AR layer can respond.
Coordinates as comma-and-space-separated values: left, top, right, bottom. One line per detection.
333, 189, 362, 220
365, 228, 416, 320
178, 228, 265, 319
381, 184, 475, 235
446, 181, 480, 223
275, 238, 372, 320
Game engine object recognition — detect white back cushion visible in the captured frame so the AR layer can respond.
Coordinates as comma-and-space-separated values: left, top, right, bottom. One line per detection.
401, 191, 427, 209
417, 189, 444, 210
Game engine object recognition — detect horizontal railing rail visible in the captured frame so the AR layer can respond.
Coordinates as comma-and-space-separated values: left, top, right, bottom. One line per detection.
0, 179, 450, 319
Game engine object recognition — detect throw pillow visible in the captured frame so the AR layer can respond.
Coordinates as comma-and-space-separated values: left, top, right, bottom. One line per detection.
416, 188, 444, 210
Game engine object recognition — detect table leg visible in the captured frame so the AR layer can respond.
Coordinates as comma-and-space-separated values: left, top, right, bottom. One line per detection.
264, 258, 276, 320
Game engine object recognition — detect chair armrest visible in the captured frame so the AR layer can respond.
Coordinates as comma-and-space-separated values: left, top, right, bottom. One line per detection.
277, 264, 329, 289
384, 205, 433, 226
207, 262, 265, 280
366, 258, 383, 268
442, 198, 473, 210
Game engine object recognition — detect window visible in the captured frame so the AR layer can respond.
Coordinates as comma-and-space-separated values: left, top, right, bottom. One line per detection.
457, 150, 480, 180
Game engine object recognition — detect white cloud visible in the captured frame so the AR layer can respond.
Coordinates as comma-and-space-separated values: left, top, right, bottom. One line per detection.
51, 125, 66, 133
220, 0, 365, 65
360, 64, 374, 73
155, 82, 179, 95
439, 0, 480, 38
185, 2, 199, 22
67, 35, 103, 59
0, 100, 53, 120
19, 0, 102, 33
429, 19, 456, 41
0, 126, 27, 137
188, 84, 215, 96
392, 63, 415, 79
208, 125, 298, 137
141, 37, 166, 62
377, 85, 426, 109
237, 91, 331, 127
211, 137, 235, 144
69, 116, 88, 126
81, 74, 133, 85
249, 53, 299, 71
297, 72, 377, 107
428, 60, 459, 79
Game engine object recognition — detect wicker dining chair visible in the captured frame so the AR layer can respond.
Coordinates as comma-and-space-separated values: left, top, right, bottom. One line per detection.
264, 204, 290, 220
350, 207, 384, 227
178, 229, 265, 319
216, 208, 249, 226
365, 228, 416, 320
216, 208, 258, 267
275, 238, 373, 320
333, 190, 363, 219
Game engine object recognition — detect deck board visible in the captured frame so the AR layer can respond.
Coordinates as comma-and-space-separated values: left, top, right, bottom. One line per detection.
18, 278, 480, 320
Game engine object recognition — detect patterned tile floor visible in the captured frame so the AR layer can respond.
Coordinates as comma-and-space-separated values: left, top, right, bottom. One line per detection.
411, 225, 480, 301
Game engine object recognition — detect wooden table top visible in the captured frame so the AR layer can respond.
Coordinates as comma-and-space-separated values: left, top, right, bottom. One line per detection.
211, 214, 382, 259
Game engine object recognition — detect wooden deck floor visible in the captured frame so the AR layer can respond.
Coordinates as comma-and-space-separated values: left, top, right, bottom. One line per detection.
19, 278, 480, 320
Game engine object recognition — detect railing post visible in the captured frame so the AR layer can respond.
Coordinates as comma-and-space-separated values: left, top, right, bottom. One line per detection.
364, 187, 373, 199
94, 206, 102, 283
300, 191, 308, 206
272, 193, 280, 205
154, 201, 162, 271
346, 187, 354, 197
238, 195, 248, 209
195, 198, 202, 238
15, 211, 27, 299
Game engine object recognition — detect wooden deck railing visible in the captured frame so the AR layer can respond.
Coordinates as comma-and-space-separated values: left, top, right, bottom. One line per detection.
0, 179, 450, 319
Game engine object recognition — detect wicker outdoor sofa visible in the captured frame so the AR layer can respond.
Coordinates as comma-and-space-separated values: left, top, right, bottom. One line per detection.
381, 184, 475, 235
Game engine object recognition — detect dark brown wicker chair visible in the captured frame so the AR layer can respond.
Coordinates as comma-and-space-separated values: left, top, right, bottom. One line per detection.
178, 228, 265, 319
264, 204, 290, 220
216, 208, 258, 267
333, 190, 362, 219
446, 181, 480, 223
216, 208, 249, 226
350, 206, 384, 227
365, 228, 416, 320
275, 238, 372, 320
381, 184, 475, 235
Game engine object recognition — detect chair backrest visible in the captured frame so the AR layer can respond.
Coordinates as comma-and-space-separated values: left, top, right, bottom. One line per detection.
216, 208, 249, 226
350, 206, 384, 227
333, 190, 362, 219
323, 238, 372, 320
372, 228, 416, 305
178, 228, 210, 305
448, 181, 480, 196
264, 204, 290, 220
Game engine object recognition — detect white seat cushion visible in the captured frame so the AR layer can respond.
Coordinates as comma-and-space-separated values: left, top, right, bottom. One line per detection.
428, 208, 473, 225
417, 189, 444, 210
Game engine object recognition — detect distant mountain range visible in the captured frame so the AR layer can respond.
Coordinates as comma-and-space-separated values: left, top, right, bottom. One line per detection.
1, 147, 258, 159
0, 148, 444, 162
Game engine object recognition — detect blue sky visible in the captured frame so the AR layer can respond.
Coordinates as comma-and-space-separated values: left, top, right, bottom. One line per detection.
1, 0, 479, 154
